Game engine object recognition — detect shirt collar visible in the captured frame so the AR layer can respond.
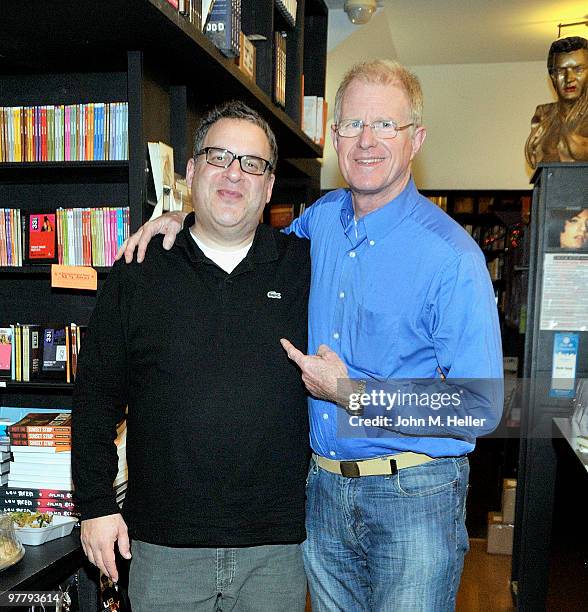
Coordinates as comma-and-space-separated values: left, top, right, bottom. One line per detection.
339, 178, 419, 242
179, 222, 279, 268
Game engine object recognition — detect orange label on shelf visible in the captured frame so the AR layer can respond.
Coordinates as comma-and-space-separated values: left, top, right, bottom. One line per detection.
51, 265, 98, 290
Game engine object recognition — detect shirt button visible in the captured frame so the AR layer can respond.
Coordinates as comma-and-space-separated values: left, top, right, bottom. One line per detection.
339, 292, 345, 299
329, 451, 336, 457
349, 251, 356, 258
333, 332, 340, 340
323, 413, 329, 420
369, 240, 375, 246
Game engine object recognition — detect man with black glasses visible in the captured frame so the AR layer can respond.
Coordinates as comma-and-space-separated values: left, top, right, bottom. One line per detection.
72, 101, 310, 612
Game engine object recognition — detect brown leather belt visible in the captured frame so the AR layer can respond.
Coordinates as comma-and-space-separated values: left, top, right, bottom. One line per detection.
313, 452, 435, 478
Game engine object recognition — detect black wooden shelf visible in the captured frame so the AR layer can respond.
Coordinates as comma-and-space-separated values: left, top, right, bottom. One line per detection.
0, 0, 321, 160
0, 380, 73, 390
0, 161, 129, 184
0, 266, 111, 275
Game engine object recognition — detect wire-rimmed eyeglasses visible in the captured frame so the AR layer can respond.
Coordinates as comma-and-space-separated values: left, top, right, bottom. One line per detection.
333, 119, 414, 139
196, 147, 273, 175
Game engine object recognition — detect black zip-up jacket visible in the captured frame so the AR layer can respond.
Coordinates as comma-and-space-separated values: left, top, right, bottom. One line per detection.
72, 224, 310, 546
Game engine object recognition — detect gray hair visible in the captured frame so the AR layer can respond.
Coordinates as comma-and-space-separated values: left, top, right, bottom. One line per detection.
334, 59, 423, 129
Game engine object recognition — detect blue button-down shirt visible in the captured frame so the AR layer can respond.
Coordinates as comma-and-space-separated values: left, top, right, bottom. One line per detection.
286, 179, 503, 460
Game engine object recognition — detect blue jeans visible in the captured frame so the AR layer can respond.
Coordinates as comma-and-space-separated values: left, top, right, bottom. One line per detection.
128, 541, 307, 611
303, 456, 470, 612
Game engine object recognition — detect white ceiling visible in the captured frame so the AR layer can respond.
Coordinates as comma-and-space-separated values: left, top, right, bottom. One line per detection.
324, 0, 588, 65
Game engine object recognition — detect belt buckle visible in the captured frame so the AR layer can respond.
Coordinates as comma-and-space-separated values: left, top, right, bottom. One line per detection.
340, 461, 360, 478
389, 459, 398, 475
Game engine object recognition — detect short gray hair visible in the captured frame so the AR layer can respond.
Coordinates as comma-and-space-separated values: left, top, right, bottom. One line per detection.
192, 101, 278, 171
334, 59, 423, 129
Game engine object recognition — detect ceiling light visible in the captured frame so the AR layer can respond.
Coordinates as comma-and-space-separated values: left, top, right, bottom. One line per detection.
344, 0, 377, 25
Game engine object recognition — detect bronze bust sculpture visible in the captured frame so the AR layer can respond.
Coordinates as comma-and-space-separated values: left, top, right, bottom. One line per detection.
525, 36, 588, 168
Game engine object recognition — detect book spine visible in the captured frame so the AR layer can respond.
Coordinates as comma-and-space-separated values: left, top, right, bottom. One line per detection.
9, 438, 71, 447
0, 488, 73, 499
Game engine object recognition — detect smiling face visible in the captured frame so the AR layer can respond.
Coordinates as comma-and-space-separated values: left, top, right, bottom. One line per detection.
186, 118, 275, 246
560, 209, 588, 249
332, 79, 426, 217
551, 49, 588, 104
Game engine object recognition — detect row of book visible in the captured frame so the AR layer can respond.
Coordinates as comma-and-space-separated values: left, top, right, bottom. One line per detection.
274, 32, 287, 109
55, 207, 130, 267
0, 208, 23, 266
204, 0, 242, 58
175, 0, 203, 29
0, 207, 130, 268
0, 102, 129, 163
462, 224, 507, 252
0, 323, 87, 383
302, 96, 327, 146
0, 412, 127, 516
275, 0, 298, 27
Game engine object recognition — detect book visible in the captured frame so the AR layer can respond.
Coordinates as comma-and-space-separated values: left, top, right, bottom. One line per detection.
10, 438, 71, 448
7, 476, 73, 489
24, 212, 58, 264
0, 497, 76, 510
41, 326, 68, 379
203, 0, 240, 58
8, 412, 71, 434
0, 328, 12, 377
0, 487, 73, 500
0, 502, 78, 517
9, 432, 71, 442
11, 444, 71, 454
9, 462, 71, 478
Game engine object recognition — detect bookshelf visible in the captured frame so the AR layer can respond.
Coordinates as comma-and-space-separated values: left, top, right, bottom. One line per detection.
420, 189, 531, 538
421, 190, 531, 334
0, 0, 328, 598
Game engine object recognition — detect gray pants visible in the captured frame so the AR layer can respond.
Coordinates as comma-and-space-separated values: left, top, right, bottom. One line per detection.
128, 540, 307, 611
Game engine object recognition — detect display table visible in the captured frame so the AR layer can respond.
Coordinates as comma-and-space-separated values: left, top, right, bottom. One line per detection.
553, 417, 588, 471
547, 418, 588, 610
0, 530, 85, 609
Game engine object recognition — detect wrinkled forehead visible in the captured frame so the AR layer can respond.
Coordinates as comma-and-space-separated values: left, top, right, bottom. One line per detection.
553, 48, 588, 68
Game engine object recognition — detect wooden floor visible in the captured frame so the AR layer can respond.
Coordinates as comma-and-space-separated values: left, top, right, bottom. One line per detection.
456, 539, 515, 612
305, 539, 515, 612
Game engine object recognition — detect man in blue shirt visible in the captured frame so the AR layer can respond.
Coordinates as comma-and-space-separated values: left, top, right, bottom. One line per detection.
120, 60, 503, 611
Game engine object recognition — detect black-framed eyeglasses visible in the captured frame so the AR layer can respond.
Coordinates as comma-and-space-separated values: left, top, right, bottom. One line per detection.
334, 119, 414, 139
196, 147, 273, 175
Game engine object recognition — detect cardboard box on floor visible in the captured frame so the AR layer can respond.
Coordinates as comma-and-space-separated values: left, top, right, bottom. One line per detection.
502, 478, 517, 525
487, 511, 514, 555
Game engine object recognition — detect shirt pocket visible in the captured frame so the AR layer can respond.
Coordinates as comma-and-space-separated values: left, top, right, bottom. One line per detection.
350, 304, 399, 378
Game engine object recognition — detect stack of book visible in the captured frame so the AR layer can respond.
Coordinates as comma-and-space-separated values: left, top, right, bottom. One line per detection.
2, 413, 74, 516
0, 413, 128, 516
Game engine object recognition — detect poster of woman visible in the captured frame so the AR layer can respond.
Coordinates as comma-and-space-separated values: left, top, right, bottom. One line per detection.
547, 208, 588, 250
